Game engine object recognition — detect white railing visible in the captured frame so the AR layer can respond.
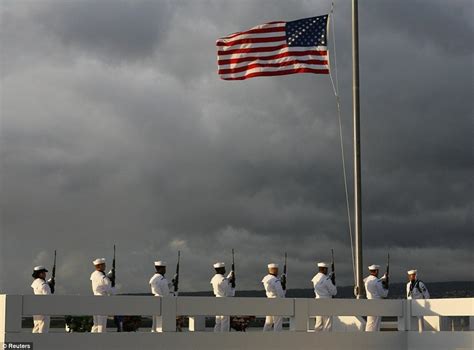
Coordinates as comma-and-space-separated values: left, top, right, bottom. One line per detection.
1, 295, 473, 350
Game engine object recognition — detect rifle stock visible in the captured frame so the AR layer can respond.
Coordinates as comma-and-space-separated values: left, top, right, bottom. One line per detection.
173, 251, 180, 294
111, 245, 116, 287
231, 249, 236, 288
52, 250, 57, 281
281, 252, 287, 290
383, 253, 390, 289
51, 250, 57, 294
331, 249, 336, 285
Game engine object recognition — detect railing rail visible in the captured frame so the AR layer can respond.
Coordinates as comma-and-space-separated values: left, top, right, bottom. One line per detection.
1, 295, 473, 333
2, 295, 473, 350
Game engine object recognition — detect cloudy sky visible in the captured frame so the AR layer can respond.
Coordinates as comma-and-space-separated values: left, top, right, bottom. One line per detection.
0, 0, 472, 295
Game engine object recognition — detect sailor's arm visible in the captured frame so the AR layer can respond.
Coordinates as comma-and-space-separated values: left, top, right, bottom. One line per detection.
326, 277, 337, 296
275, 280, 286, 297
41, 281, 52, 295
377, 279, 389, 298
420, 282, 430, 299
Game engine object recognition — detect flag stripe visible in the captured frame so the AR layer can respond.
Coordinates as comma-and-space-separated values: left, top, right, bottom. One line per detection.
218, 40, 288, 51
218, 50, 327, 65
221, 63, 328, 77
221, 68, 330, 80
216, 36, 287, 47
218, 44, 289, 55
218, 59, 328, 74
223, 23, 286, 39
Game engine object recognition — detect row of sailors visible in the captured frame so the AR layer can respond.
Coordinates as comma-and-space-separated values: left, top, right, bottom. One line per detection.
30, 260, 429, 333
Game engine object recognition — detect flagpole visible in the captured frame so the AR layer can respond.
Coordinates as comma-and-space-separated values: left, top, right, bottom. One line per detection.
352, 0, 364, 299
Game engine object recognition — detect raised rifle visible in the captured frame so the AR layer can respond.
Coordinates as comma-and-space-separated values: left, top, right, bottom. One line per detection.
111, 245, 116, 287
49, 250, 57, 294
382, 253, 390, 289
231, 249, 236, 288
280, 252, 287, 290
172, 251, 180, 295
331, 249, 336, 286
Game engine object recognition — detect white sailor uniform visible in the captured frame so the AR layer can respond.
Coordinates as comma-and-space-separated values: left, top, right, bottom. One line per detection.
150, 273, 173, 332
90, 270, 114, 333
312, 272, 337, 331
364, 274, 388, 331
31, 278, 51, 333
262, 274, 286, 332
211, 273, 235, 332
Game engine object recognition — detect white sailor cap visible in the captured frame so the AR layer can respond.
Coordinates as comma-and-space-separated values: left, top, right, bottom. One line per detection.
33, 265, 48, 272
317, 262, 330, 268
93, 258, 106, 265
154, 261, 167, 267
368, 264, 380, 270
213, 262, 225, 268
267, 263, 279, 269
407, 269, 417, 275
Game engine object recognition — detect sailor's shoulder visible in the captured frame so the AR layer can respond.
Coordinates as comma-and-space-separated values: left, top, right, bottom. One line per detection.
312, 273, 324, 284
149, 273, 161, 284
262, 274, 276, 284
90, 270, 105, 280
364, 275, 378, 284
31, 278, 45, 289
211, 274, 225, 284
418, 280, 428, 289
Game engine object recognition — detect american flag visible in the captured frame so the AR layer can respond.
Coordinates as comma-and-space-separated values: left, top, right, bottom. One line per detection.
217, 15, 329, 81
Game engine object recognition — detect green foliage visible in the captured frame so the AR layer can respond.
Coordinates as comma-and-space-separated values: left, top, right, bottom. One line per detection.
65, 316, 93, 332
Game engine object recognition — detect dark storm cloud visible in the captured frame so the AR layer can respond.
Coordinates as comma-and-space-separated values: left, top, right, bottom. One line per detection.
0, 1, 473, 295
35, 0, 174, 63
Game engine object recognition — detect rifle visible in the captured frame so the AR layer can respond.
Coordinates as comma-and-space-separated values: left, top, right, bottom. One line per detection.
49, 250, 57, 294
382, 253, 390, 289
231, 249, 236, 288
280, 252, 287, 290
331, 249, 336, 286
111, 245, 116, 287
172, 251, 180, 295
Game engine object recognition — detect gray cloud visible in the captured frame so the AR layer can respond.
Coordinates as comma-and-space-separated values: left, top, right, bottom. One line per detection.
0, 0, 473, 295
36, 0, 173, 63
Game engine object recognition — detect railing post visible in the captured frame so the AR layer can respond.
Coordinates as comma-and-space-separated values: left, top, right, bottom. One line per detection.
398, 299, 407, 331
189, 316, 206, 332
290, 299, 309, 332
161, 296, 177, 332
0, 295, 23, 338
398, 299, 419, 331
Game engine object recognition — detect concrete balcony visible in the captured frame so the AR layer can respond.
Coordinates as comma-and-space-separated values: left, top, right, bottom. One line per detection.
1, 295, 473, 350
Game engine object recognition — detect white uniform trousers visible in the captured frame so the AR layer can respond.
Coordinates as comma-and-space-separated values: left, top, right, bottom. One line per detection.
263, 316, 283, 332
91, 315, 108, 333
151, 316, 163, 332
365, 316, 381, 331
214, 315, 230, 332
32, 315, 50, 333
315, 315, 333, 331
417, 316, 424, 332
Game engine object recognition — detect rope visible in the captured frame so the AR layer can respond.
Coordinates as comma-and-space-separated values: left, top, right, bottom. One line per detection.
328, 1, 357, 285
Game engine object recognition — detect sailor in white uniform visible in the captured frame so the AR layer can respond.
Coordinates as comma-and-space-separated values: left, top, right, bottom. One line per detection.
90, 258, 115, 333
31, 266, 53, 333
364, 264, 388, 332
311, 262, 337, 331
149, 260, 173, 332
210, 262, 235, 332
262, 263, 286, 332
406, 269, 430, 331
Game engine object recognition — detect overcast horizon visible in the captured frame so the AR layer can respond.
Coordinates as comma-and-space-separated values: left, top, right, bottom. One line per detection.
1, 0, 473, 295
